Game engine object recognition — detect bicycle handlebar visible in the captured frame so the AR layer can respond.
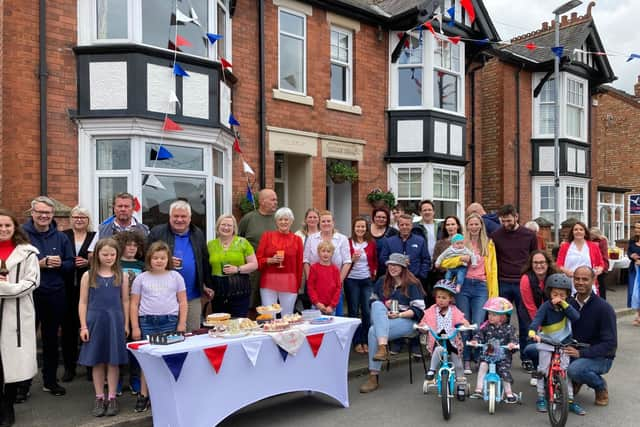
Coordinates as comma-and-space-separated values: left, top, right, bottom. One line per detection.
414, 324, 477, 341
465, 341, 519, 350
538, 335, 590, 349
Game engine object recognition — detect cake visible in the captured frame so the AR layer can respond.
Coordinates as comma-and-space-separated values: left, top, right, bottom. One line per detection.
256, 304, 282, 314
263, 319, 289, 332
283, 313, 303, 324
206, 313, 231, 323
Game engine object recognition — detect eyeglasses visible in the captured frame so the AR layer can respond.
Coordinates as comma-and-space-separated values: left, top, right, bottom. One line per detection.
71, 216, 88, 220
33, 210, 53, 216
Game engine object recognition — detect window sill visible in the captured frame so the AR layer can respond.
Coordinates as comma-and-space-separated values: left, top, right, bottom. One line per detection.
272, 89, 314, 106
325, 100, 362, 115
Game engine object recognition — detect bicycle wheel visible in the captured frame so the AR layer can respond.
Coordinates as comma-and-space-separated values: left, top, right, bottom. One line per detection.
548, 373, 568, 427
488, 383, 496, 414
440, 370, 452, 420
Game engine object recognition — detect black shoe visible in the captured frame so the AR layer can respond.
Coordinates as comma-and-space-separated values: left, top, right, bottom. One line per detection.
61, 369, 75, 383
134, 395, 150, 412
42, 383, 66, 396
13, 387, 30, 404
425, 370, 435, 381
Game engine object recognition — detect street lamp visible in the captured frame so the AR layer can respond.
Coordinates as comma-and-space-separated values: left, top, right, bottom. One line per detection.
552, 0, 582, 244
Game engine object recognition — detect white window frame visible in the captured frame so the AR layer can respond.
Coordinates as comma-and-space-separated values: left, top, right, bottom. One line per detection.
277, 7, 307, 96
431, 37, 464, 114
329, 26, 353, 105
565, 75, 587, 140
532, 176, 589, 226
598, 191, 625, 244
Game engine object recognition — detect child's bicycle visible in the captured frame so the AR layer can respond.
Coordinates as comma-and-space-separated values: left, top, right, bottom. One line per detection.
536, 335, 590, 427
466, 340, 522, 414
415, 323, 477, 420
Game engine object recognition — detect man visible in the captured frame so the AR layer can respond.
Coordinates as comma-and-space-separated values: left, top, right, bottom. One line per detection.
567, 266, 616, 407
380, 214, 430, 284
491, 204, 537, 353
466, 202, 500, 234
147, 200, 213, 331
411, 200, 439, 303
22, 196, 74, 397
238, 189, 277, 308
88, 192, 149, 252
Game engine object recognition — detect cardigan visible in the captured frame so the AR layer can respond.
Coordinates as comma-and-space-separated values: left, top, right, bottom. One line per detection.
348, 238, 377, 278
419, 304, 467, 354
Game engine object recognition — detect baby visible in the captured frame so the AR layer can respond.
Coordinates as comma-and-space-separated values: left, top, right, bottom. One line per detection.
435, 234, 477, 289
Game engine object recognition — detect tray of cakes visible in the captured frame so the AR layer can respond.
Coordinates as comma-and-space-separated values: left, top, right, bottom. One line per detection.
208, 318, 251, 339
262, 319, 290, 332
256, 303, 282, 315
203, 312, 231, 328
282, 313, 304, 325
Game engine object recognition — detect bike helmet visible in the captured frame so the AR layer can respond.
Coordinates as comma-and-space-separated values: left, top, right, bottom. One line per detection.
545, 273, 572, 291
482, 297, 513, 314
433, 279, 457, 295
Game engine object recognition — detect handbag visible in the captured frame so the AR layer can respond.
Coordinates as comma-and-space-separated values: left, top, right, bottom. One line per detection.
212, 273, 251, 298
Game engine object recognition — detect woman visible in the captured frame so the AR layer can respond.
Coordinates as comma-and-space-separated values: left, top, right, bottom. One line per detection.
207, 214, 258, 317
303, 210, 351, 315
589, 227, 609, 300
346, 216, 377, 354
432, 215, 464, 280
370, 207, 398, 279
61, 207, 95, 383
257, 208, 303, 315
455, 213, 497, 373
556, 221, 605, 294
0, 209, 40, 426
359, 253, 425, 393
627, 231, 640, 325
294, 208, 320, 310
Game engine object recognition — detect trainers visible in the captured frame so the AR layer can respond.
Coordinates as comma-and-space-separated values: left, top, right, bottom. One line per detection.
505, 394, 518, 404
464, 362, 472, 375
105, 398, 119, 416
425, 370, 435, 381
470, 390, 483, 399
595, 388, 609, 406
116, 380, 123, 397
134, 395, 150, 412
14, 387, 30, 404
42, 383, 66, 396
569, 400, 586, 415
530, 377, 538, 387
92, 397, 106, 417
536, 397, 548, 412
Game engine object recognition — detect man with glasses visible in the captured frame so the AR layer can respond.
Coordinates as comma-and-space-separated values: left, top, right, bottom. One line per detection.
88, 192, 149, 253
22, 196, 74, 397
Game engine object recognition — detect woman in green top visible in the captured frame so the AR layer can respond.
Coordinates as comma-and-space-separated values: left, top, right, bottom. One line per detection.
208, 214, 258, 317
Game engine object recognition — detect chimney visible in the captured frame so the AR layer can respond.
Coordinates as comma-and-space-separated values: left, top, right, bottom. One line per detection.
561, 15, 569, 25
542, 22, 549, 30
635, 75, 640, 98
570, 12, 578, 21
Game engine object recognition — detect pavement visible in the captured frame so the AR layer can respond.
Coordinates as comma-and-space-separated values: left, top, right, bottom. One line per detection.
14, 282, 634, 427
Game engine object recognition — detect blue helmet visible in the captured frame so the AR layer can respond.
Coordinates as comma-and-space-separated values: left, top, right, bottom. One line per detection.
433, 279, 457, 295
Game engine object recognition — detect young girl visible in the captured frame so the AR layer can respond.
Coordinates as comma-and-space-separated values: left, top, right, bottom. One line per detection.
468, 297, 519, 403
77, 238, 130, 417
130, 241, 187, 413
419, 280, 469, 383
307, 241, 341, 315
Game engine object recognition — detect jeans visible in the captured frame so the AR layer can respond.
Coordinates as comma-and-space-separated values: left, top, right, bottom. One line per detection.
138, 315, 178, 338
335, 293, 344, 316
445, 266, 468, 285
567, 357, 613, 391
367, 301, 416, 371
344, 278, 373, 345
34, 288, 66, 386
456, 278, 488, 361
499, 281, 529, 353
523, 342, 539, 368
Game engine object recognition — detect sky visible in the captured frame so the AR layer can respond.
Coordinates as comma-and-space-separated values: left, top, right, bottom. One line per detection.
483, 0, 640, 94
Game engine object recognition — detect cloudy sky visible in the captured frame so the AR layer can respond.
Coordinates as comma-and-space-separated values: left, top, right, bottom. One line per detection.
483, 0, 639, 93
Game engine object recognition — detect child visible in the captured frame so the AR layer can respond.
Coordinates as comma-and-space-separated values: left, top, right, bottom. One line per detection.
77, 238, 130, 417
419, 280, 470, 383
468, 297, 519, 403
435, 234, 477, 288
307, 241, 342, 315
130, 241, 188, 413
528, 273, 583, 415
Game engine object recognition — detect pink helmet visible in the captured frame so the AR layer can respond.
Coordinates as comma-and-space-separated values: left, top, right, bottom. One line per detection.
482, 297, 513, 314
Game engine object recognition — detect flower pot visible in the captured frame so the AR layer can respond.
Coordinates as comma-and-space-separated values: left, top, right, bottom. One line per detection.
370, 199, 388, 209
330, 174, 347, 184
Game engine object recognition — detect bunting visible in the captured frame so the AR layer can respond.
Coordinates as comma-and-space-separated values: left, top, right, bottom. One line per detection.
162, 352, 189, 381
246, 185, 255, 205
333, 328, 351, 349
278, 346, 289, 362
173, 63, 190, 77
220, 57, 233, 70
551, 46, 564, 58
460, 0, 476, 24
175, 35, 192, 47
127, 341, 148, 350
174, 9, 193, 24
306, 333, 325, 358
206, 33, 223, 44
243, 160, 255, 175
204, 345, 228, 374
229, 114, 240, 126
162, 117, 183, 131
143, 174, 166, 190
133, 197, 142, 212
150, 146, 174, 160
241, 341, 262, 367
233, 137, 242, 153
446, 6, 455, 26
448, 36, 461, 45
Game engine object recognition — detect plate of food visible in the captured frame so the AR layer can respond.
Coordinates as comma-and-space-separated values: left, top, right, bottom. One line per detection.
238, 318, 261, 331
203, 313, 231, 327
262, 319, 290, 332
309, 316, 333, 325
283, 313, 305, 325
256, 303, 282, 314
218, 331, 250, 339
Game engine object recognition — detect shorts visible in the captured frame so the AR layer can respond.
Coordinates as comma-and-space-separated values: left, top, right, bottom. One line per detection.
139, 314, 178, 339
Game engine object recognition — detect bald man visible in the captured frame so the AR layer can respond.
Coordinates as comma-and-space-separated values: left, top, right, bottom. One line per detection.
466, 202, 500, 234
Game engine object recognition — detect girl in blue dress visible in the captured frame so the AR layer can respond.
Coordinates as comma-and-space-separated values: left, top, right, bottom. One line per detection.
78, 238, 130, 417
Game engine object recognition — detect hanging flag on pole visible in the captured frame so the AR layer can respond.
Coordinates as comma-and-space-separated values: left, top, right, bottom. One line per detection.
233, 138, 242, 153
173, 63, 190, 77
229, 114, 240, 126
175, 35, 192, 47
206, 33, 223, 44
243, 161, 255, 175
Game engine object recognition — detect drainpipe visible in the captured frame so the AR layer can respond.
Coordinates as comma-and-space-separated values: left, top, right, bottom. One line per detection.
469, 70, 476, 201
39, 0, 48, 195
515, 65, 522, 212
258, 0, 266, 188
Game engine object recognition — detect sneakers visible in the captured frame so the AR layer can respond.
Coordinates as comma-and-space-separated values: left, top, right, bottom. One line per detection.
425, 370, 435, 382
463, 361, 472, 375
569, 400, 586, 415
530, 377, 538, 387
92, 397, 106, 417
359, 374, 379, 393
372, 344, 389, 361
134, 395, 150, 412
470, 390, 483, 399
105, 398, 119, 416
42, 383, 66, 396
595, 388, 609, 406
505, 394, 518, 404
536, 397, 548, 412
14, 386, 30, 404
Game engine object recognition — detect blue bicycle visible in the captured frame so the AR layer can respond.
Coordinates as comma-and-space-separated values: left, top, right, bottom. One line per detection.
416, 324, 476, 420
466, 340, 522, 414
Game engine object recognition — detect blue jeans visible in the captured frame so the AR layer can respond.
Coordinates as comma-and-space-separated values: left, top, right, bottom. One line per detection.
567, 357, 613, 391
499, 281, 529, 353
139, 314, 178, 338
344, 277, 373, 345
523, 342, 539, 368
445, 266, 468, 285
335, 293, 344, 316
456, 278, 488, 361
367, 301, 416, 371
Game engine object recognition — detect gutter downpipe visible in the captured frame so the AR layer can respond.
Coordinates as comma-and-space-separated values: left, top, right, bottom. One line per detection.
39, 0, 48, 195
470, 70, 476, 201
258, 0, 266, 188
515, 65, 522, 212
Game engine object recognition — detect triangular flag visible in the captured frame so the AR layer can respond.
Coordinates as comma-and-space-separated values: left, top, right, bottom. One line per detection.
173, 63, 190, 77
175, 8, 193, 24
334, 328, 350, 349
434, 13, 443, 34
246, 186, 255, 205
220, 57, 232, 70
143, 174, 166, 190
243, 160, 255, 175
448, 36, 461, 45
446, 6, 455, 26
206, 33, 224, 44
157, 146, 173, 160
551, 46, 564, 58
526, 42, 537, 51
163, 117, 183, 131
175, 35, 192, 47
233, 137, 242, 153
133, 197, 141, 212
127, 341, 148, 350
460, 0, 476, 24
203, 345, 227, 374
190, 7, 201, 26
241, 341, 262, 367
306, 333, 325, 358
278, 346, 288, 362
169, 90, 181, 106
423, 21, 436, 36
626, 53, 640, 62
229, 114, 240, 126
162, 352, 188, 381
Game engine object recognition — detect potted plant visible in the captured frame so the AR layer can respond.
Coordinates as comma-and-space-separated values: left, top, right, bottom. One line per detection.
327, 160, 358, 184
366, 188, 396, 209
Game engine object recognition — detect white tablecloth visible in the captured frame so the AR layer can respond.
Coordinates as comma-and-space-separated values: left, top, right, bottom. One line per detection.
608, 255, 630, 272
129, 317, 360, 427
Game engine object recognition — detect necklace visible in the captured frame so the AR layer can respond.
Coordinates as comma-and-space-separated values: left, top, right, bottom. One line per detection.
219, 237, 233, 249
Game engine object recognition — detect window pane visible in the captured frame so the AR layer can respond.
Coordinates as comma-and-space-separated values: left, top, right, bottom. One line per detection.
145, 143, 204, 171
433, 200, 458, 218
280, 35, 304, 92
434, 72, 457, 111
331, 64, 347, 101
98, 177, 127, 222
331, 30, 349, 63
97, 139, 130, 170
142, 175, 207, 234
398, 68, 422, 106
275, 153, 284, 179
539, 104, 555, 134
397, 200, 420, 215
217, 3, 226, 59
97, 0, 128, 39
540, 79, 556, 102
142, 0, 208, 57
212, 148, 223, 178
398, 35, 422, 65
434, 40, 459, 72
567, 105, 582, 138
280, 11, 304, 36
215, 182, 223, 222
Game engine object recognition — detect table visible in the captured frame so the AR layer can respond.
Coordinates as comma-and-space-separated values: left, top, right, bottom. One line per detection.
129, 317, 360, 427
608, 255, 630, 272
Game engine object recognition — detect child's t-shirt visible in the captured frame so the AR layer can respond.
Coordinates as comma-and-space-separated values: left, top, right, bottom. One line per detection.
121, 259, 144, 288
306, 262, 342, 308
131, 270, 186, 316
